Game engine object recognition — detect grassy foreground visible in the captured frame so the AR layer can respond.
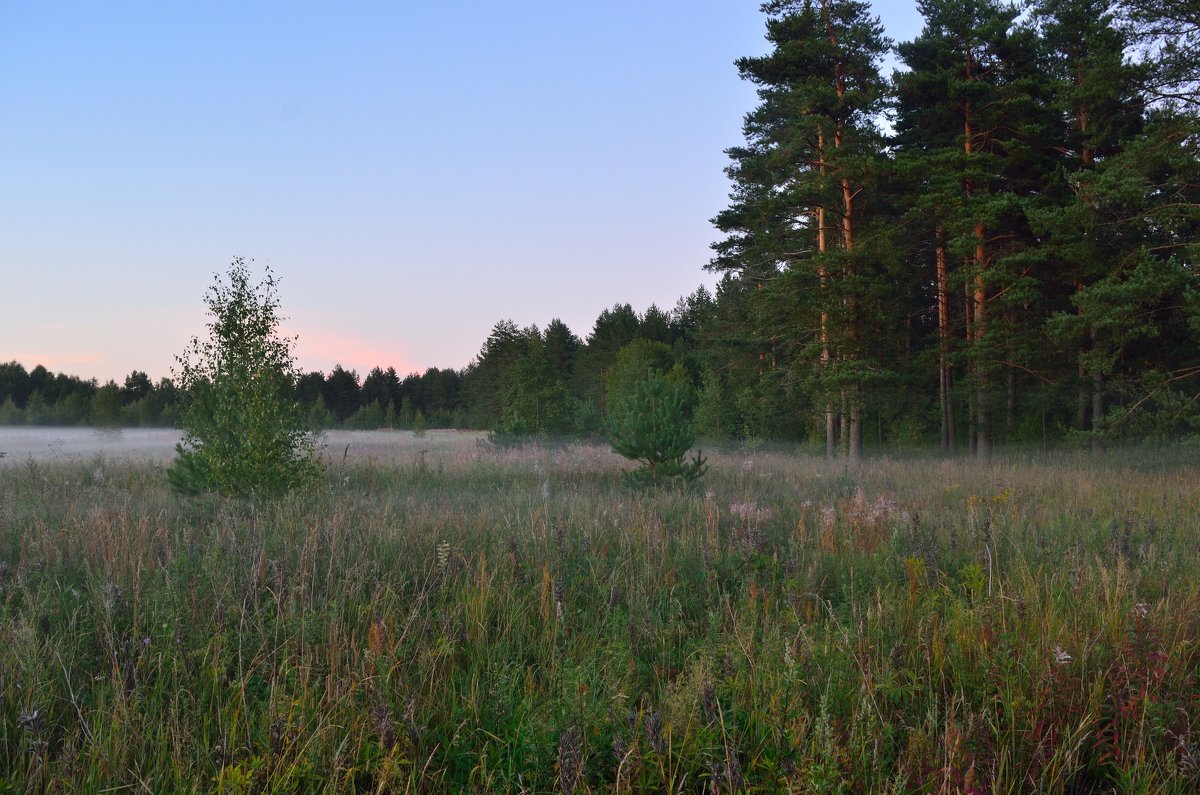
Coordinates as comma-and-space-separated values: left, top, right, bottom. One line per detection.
1, 440, 1198, 793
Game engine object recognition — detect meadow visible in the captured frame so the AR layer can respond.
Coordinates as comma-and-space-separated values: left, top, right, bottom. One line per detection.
1, 434, 1198, 792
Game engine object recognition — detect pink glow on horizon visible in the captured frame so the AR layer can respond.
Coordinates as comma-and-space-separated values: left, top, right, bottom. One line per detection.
2, 352, 110, 381
287, 325, 423, 379
3, 325, 428, 386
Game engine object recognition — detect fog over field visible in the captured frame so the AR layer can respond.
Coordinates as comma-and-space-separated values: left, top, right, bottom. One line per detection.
0, 427, 485, 466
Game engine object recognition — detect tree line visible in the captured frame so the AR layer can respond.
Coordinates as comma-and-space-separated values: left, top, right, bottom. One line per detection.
0, 359, 461, 432
0, 293, 711, 438
0, 363, 178, 428
4, 0, 1196, 456
0, 295, 708, 437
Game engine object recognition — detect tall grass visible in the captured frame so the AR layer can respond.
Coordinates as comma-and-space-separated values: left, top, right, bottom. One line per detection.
1, 444, 1198, 792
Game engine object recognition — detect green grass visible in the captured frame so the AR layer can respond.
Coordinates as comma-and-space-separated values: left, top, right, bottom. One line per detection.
1, 443, 1198, 792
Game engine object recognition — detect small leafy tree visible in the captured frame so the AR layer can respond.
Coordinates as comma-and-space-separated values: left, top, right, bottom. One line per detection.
0, 396, 21, 425
608, 369, 707, 486
168, 258, 321, 496
91, 382, 123, 428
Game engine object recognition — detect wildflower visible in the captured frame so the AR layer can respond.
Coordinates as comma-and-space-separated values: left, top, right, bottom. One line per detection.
611, 733, 629, 762
700, 680, 718, 725
371, 697, 397, 752
867, 493, 897, 524
211, 737, 228, 764
1132, 602, 1150, 620
643, 706, 665, 754
627, 617, 653, 654
1175, 734, 1200, 775
852, 486, 866, 513
17, 709, 44, 733
557, 725, 584, 795
730, 500, 775, 523
436, 540, 450, 570
403, 697, 421, 750
1052, 645, 1073, 665
270, 717, 284, 755
711, 751, 745, 794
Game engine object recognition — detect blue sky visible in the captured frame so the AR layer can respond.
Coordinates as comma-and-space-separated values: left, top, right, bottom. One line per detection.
1, 2, 923, 384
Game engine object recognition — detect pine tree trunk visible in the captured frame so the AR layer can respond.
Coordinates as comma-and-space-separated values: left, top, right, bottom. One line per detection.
1007, 366, 1015, 438
1091, 326, 1103, 452
819, 233, 835, 460
843, 174, 862, 463
1076, 282, 1089, 431
828, 14, 863, 465
936, 228, 954, 450
942, 366, 955, 449
1079, 105, 1101, 453
974, 255, 990, 460
849, 394, 862, 462
840, 391, 849, 457
964, 56, 990, 459
965, 275, 976, 455
826, 406, 837, 460
1076, 357, 1089, 430
817, 136, 835, 460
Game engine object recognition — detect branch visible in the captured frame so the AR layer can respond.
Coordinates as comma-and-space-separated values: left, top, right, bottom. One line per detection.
1108, 366, 1200, 427
995, 359, 1056, 384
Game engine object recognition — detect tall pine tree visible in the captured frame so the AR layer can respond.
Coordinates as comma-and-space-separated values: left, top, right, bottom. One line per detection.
712, 0, 889, 460
894, 0, 1050, 456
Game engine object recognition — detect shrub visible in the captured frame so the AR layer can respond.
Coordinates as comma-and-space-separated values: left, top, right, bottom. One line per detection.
168, 258, 321, 497
608, 369, 706, 485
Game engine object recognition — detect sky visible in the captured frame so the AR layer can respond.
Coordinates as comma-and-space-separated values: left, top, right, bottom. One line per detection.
1, 2, 924, 385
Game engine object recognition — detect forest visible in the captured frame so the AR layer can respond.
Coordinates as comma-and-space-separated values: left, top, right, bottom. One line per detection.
2, 0, 1197, 459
